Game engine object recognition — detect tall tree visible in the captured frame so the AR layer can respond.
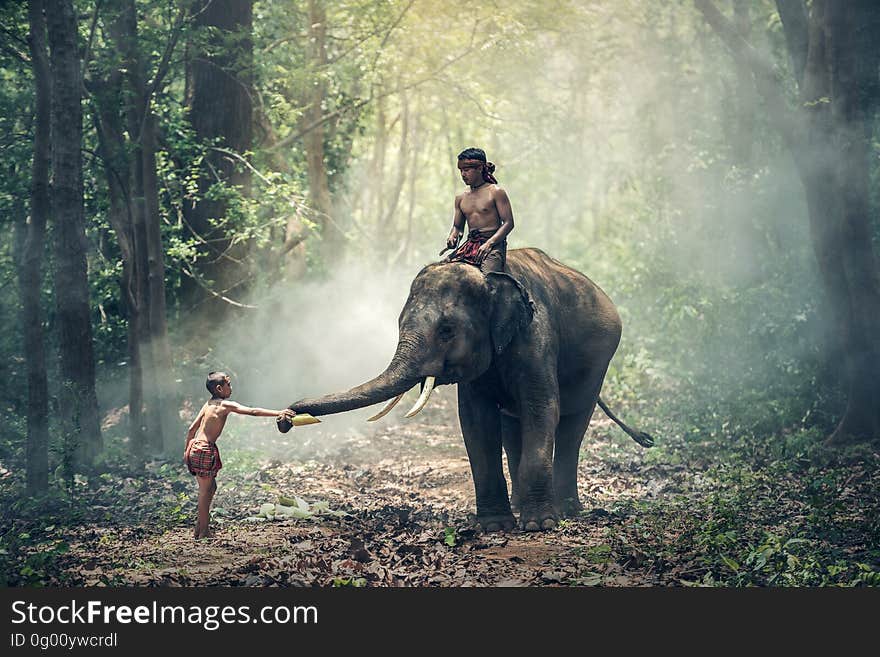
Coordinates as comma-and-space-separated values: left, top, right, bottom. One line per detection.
695, 0, 880, 443
730, 0, 756, 167
90, 35, 148, 470
94, 0, 182, 457
302, 0, 339, 261
45, 0, 102, 469
17, 0, 51, 491
184, 0, 254, 317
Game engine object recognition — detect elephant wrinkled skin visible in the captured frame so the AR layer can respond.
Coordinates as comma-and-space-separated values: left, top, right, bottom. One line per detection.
279, 248, 653, 531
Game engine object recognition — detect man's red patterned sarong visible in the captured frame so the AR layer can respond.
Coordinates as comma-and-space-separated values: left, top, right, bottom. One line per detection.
447, 228, 506, 272
448, 229, 490, 266
185, 440, 222, 478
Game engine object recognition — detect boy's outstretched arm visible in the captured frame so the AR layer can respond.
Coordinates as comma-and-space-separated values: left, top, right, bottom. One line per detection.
222, 401, 295, 419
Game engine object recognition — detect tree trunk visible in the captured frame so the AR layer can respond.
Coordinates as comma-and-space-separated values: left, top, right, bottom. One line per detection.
792, 0, 880, 443
822, 0, 880, 442
731, 0, 756, 166
391, 96, 422, 269
184, 0, 254, 316
18, 0, 51, 492
303, 0, 339, 262
107, 1, 163, 453
380, 85, 409, 254
697, 0, 880, 443
775, 0, 808, 86
141, 106, 179, 455
102, 0, 182, 456
91, 69, 147, 471
369, 92, 387, 236
46, 0, 102, 471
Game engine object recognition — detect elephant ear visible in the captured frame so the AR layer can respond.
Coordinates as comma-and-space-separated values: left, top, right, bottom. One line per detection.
486, 272, 535, 355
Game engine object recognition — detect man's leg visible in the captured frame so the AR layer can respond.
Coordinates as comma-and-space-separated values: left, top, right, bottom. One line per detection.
205, 478, 218, 537
479, 241, 507, 273
195, 475, 214, 538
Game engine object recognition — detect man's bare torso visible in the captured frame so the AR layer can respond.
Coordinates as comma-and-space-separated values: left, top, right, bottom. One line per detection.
194, 400, 229, 443
458, 184, 501, 233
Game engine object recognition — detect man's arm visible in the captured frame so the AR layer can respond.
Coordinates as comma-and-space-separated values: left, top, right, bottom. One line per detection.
221, 400, 295, 418
468, 187, 515, 263
486, 187, 514, 246
442, 195, 466, 254
475, 187, 514, 264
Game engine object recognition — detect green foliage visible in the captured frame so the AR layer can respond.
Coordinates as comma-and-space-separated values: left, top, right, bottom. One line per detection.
332, 576, 367, 587
591, 434, 880, 587
16, 538, 70, 586
157, 491, 193, 530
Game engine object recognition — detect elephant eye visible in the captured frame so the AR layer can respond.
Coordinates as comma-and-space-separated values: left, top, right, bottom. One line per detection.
437, 322, 455, 341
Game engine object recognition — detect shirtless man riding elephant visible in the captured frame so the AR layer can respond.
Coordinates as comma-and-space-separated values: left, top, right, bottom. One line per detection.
441, 147, 514, 273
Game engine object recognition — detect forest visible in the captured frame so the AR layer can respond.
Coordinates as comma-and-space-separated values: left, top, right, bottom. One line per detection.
0, 0, 878, 587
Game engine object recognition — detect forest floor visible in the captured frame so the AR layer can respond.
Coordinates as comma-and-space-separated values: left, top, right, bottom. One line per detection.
2, 386, 879, 587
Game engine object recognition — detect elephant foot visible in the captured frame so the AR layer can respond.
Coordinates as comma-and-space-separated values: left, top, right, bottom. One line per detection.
473, 513, 516, 533
518, 503, 558, 532
556, 496, 583, 519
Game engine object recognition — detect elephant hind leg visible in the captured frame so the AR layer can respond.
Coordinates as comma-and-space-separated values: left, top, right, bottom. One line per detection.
553, 407, 595, 518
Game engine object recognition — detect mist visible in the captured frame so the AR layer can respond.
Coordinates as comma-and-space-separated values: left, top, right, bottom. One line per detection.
194, 262, 431, 454
212, 1, 823, 455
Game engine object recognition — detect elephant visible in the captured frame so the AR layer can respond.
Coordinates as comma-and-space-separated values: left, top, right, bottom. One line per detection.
278, 247, 653, 532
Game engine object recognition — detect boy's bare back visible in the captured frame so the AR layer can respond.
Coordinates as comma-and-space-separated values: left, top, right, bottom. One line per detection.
191, 400, 231, 443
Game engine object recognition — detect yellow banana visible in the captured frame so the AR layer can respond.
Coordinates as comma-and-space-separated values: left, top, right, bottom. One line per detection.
292, 413, 320, 426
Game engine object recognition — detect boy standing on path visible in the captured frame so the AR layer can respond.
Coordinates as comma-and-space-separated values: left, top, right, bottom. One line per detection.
442, 147, 515, 273
184, 371, 295, 539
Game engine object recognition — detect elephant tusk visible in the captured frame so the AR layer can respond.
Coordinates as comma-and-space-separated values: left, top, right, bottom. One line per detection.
366, 393, 405, 422
404, 376, 435, 418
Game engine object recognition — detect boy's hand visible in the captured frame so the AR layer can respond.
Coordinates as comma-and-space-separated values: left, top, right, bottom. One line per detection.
277, 409, 296, 423
277, 409, 296, 434
476, 242, 493, 263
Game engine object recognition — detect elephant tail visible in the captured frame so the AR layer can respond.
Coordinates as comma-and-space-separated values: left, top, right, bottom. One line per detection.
597, 398, 655, 448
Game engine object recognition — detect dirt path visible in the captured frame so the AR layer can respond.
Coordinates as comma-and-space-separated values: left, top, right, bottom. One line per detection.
60, 388, 681, 587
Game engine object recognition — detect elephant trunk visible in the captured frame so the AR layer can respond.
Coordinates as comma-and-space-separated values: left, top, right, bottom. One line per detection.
292, 367, 417, 417
277, 332, 423, 433
277, 340, 424, 432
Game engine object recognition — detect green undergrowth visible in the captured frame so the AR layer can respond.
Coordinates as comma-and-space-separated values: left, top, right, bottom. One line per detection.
586, 425, 880, 587
1, 393, 878, 587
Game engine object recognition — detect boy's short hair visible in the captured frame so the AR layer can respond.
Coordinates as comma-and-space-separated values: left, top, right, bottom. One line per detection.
458, 147, 487, 162
206, 371, 228, 396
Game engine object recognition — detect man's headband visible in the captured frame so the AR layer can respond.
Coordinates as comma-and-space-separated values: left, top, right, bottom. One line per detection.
458, 159, 498, 183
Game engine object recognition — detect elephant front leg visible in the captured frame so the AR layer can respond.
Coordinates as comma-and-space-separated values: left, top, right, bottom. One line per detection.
517, 392, 560, 532
458, 385, 515, 532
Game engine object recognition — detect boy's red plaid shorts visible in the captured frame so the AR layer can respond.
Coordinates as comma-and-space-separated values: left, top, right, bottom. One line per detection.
186, 440, 222, 478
